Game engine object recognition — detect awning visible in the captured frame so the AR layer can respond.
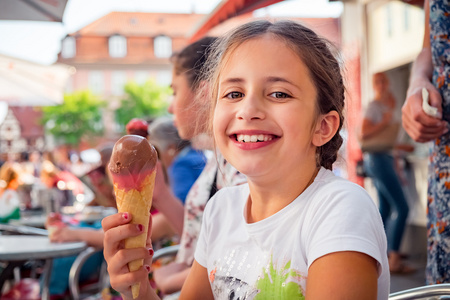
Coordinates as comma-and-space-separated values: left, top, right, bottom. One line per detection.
0, 54, 75, 106
189, 0, 285, 42
0, 0, 68, 22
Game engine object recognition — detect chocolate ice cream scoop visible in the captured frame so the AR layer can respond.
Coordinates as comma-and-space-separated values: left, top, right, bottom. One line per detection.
109, 135, 157, 191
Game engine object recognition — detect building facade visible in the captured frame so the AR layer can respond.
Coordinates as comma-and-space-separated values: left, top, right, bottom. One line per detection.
57, 12, 205, 138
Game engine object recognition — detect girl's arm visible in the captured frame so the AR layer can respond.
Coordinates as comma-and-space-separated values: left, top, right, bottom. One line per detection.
151, 161, 185, 235
306, 251, 378, 299
179, 260, 214, 300
49, 227, 104, 248
102, 213, 157, 300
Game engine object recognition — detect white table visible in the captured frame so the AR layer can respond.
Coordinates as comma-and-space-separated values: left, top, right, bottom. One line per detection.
0, 236, 87, 300
9, 215, 46, 228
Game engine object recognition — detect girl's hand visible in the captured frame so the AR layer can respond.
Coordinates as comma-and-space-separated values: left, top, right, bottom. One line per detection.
102, 213, 153, 300
45, 212, 62, 229
48, 226, 73, 243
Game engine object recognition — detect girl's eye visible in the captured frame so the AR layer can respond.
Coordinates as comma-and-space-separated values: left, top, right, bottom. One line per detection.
270, 92, 291, 99
225, 92, 243, 99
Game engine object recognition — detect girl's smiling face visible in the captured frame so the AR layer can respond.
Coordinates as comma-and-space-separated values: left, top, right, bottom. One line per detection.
213, 34, 321, 181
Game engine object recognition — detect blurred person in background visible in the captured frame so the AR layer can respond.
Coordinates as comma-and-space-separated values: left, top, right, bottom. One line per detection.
42, 150, 111, 299
0, 162, 21, 223
80, 144, 116, 208
360, 72, 413, 274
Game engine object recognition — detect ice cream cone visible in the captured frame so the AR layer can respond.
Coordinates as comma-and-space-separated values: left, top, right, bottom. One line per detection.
109, 135, 158, 299
114, 171, 156, 299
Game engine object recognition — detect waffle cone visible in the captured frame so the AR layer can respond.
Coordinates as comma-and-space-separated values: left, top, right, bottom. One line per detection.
113, 171, 156, 299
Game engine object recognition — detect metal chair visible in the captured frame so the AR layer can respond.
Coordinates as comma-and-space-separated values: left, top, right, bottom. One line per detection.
389, 283, 450, 299
68, 247, 108, 300
67, 244, 180, 300
153, 245, 180, 261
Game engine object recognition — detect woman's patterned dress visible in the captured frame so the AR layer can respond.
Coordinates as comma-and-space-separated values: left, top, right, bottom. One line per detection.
427, 0, 450, 284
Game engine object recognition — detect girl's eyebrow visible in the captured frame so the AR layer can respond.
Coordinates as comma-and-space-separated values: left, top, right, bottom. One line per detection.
220, 77, 244, 85
221, 76, 299, 89
266, 76, 300, 89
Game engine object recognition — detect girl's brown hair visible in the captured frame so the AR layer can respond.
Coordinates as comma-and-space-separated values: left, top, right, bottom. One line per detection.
202, 20, 345, 170
171, 36, 218, 92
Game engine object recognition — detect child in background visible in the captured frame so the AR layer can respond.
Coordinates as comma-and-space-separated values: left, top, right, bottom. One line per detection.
0, 162, 21, 223
102, 20, 389, 299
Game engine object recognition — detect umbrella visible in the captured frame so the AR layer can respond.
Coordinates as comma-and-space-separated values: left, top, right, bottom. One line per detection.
0, 54, 75, 106
0, 0, 68, 22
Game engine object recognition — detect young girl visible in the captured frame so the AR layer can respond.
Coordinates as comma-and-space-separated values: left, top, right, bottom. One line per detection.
102, 20, 389, 299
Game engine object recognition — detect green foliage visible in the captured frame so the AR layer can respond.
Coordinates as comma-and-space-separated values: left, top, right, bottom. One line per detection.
115, 80, 171, 132
41, 90, 106, 146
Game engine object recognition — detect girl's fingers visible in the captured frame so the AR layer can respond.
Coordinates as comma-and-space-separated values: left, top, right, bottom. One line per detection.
109, 265, 151, 297
144, 215, 153, 266
102, 212, 131, 232
107, 247, 151, 275
103, 213, 146, 259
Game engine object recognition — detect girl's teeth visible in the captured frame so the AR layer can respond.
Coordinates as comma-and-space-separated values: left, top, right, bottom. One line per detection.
236, 134, 273, 143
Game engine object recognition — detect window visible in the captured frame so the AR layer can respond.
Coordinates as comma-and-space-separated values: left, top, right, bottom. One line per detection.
111, 71, 127, 96
154, 36, 172, 58
404, 6, 410, 31
386, 5, 393, 37
61, 36, 76, 58
89, 71, 104, 94
109, 35, 127, 58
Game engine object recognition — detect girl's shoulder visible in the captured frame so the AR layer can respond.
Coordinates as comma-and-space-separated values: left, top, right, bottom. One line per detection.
311, 169, 375, 207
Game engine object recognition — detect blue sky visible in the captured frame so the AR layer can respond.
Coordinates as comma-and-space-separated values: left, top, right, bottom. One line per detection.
0, 0, 342, 65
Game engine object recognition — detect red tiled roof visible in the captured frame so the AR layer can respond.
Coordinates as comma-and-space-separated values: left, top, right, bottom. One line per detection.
71, 12, 205, 37
190, 0, 284, 42
207, 14, 341, 47
10, 107, 44, 138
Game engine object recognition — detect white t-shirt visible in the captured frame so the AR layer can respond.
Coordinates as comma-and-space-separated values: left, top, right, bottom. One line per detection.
195, 168, 389, 299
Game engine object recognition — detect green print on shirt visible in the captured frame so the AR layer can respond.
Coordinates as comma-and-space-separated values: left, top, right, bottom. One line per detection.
254, 257, 305, 299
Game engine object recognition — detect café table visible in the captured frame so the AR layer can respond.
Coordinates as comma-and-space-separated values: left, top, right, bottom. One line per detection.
0, 235, 87, 300
9, 215, 47, 228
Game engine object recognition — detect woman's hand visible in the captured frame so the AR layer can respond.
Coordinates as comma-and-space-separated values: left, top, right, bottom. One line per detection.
102, 212, 154, 300
402, 78, 447, 142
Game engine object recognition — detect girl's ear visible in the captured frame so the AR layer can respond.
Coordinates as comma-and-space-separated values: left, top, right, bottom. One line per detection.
312, 111, 340, 147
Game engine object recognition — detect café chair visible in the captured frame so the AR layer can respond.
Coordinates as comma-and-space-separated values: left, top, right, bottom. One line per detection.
69, 247, 108, 300
67, 244, 180, 300
389, 283, 450, 299
153, 245, 180, 261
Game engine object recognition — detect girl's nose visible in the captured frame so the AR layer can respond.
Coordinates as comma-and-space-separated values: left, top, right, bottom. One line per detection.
236, 95, 265, 121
